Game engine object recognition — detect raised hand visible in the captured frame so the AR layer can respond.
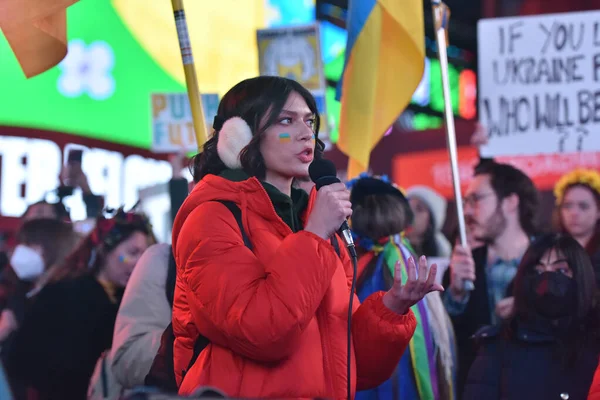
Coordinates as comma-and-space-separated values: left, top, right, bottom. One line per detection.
383, 255, 445, 315
448, 244, 476, 300
470, 122, 488, 148
169, 151, 187, 179
60, 162, 91, 194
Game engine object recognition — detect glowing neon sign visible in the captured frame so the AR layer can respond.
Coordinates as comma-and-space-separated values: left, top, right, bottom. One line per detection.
411, 57, 477, 120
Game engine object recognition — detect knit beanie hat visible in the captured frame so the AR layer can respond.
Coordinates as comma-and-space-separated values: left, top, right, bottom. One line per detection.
406, 185, 451, 257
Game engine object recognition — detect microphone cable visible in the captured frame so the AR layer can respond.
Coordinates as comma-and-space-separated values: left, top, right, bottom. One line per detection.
308, 157, 359, 399
347, 252, 358, 400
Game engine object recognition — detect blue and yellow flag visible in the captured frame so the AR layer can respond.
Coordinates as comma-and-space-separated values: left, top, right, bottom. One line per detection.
337, 0, 425, 179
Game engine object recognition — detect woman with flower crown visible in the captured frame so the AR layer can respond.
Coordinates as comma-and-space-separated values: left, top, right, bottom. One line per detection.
347, 173, 457, 400
6, 210, 155, 400
553, 169, 600, 285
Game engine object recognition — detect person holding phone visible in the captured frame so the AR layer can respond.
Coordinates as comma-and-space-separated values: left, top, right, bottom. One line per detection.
57, 148, 104, 221
21, 149, 103, 223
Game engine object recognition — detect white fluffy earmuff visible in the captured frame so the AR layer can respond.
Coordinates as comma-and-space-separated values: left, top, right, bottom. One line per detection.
216, 117, 253, 169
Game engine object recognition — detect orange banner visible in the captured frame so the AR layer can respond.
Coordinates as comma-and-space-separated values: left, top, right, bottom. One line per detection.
393, 148, 600, 198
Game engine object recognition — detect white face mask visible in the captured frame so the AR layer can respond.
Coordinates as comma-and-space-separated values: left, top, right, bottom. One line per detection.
10, 245, 45, 281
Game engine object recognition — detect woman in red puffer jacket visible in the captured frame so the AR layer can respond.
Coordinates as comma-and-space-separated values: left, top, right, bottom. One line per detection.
171, 76, 444, 399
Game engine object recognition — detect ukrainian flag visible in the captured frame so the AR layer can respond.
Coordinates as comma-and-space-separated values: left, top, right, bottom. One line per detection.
337, 0, 425, 178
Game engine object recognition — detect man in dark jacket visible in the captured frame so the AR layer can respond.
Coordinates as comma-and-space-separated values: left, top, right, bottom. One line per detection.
442, 161, 539, 396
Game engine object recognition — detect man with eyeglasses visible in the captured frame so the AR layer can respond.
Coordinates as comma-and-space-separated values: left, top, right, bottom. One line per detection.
442, 160, 539, 396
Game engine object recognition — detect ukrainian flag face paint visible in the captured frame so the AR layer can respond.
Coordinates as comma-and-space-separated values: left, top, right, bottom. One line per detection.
118, 254, 133, 264
278, 133, 314, 144
260, 92, 317, 180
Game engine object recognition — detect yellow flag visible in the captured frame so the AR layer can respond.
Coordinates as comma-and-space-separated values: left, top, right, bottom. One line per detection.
337, 0, 425, 179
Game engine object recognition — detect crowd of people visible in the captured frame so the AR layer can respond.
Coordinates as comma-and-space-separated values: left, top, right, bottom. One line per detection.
0, 76, 598, 399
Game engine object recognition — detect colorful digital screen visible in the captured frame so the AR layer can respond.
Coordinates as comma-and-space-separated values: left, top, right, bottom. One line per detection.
0, 0, 474, 149
0, 0, 335, 150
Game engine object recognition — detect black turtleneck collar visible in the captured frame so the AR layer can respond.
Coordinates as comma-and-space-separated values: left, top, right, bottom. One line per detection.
218, 169, 309, 233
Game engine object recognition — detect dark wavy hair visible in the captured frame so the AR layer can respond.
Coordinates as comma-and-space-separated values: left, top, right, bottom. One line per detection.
17, 218, 79, 269
352, 194, 412, 242
22, 200, 69, 222
191, 76, 322, 183
513, 233, 597, 322
351, 193, 413, 290
509, 233, 600, 364
419, 213, 441, 258
474, 161, 540, 236
48, 212, 155, 283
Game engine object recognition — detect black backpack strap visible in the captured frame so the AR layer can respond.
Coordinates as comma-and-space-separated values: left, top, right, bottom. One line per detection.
215, 200, 252, 250
165, 248, 177, 308
144, 323, 179, 392
185, 333, 210, 376
101, 354, 109, 398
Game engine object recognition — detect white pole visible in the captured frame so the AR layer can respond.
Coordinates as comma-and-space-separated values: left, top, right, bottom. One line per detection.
431, 0, 474, 291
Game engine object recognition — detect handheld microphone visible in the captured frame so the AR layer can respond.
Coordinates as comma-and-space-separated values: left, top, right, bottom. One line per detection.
308, 158, 357, 259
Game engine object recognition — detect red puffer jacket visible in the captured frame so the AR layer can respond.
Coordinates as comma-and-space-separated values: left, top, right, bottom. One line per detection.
171, 174, 417, 399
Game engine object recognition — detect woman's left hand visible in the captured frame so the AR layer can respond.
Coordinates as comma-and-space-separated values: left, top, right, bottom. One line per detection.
382, 255, 445, 315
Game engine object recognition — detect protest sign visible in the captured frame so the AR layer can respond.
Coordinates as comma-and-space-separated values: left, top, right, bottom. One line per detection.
257, 24, 325, 91
257, 24, 329, 136
478, 10, 600, 157
151, 93, 219, 153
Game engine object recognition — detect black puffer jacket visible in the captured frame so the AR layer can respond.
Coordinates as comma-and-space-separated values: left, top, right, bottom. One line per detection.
463, 323, 599, 400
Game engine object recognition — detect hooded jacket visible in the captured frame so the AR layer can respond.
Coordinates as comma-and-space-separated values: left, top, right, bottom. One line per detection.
171, 171, 417, 399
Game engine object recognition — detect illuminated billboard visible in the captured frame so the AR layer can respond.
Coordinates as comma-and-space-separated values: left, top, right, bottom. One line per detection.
0, 0, 475, 150
0, 0, 317, 149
